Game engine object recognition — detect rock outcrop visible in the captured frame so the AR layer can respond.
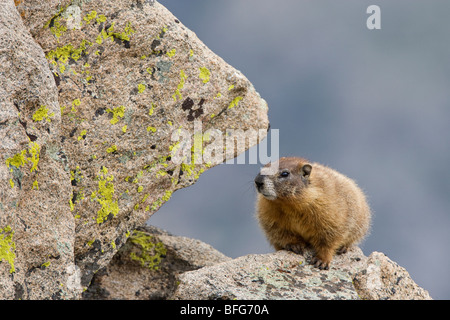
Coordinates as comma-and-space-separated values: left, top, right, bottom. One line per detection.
82, 225, 231, 300
0, 0, 430, 300
0, 0, 268, 299
85, 225, 431, 300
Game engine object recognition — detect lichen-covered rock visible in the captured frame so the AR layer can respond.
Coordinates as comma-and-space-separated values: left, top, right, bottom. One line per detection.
171, 246, 432, 300
34, 0, 268, 288
82, 225, 231, 300
0, 0, 268, 299
0, 0, 77, 299
172, 247, 367, 300
14, 0, 73, 36
352, 251, 432, 300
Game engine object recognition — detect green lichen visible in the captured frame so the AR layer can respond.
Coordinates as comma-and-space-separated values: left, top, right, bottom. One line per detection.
129, 230, 166, 270
199, 67, 211, 84
0, 226, 16, 273
32, 105, 55, 122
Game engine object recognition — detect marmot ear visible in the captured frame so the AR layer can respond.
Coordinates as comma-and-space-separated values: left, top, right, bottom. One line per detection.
301, 164, 312, 178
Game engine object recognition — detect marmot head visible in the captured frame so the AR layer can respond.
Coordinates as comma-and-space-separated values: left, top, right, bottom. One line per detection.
254, 157, 312, 201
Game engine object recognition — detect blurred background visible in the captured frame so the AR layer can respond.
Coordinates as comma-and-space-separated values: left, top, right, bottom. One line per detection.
150, 0, 450, 299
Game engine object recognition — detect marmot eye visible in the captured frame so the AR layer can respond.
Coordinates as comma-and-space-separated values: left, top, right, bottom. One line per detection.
280, 171, 290, 178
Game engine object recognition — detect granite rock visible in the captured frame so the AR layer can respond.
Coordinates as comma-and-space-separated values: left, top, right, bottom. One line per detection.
0, 0, 268, 299
171, 246, 432, 300
82, 225, 231, 300
0, 0, 77, 299
172, 247, 367, 300
352, 251, 432, 300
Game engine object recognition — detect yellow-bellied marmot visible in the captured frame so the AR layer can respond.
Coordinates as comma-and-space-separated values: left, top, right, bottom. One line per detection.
254, 157, 371, 270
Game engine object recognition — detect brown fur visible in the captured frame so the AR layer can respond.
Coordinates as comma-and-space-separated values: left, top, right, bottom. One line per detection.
255, 157, 371, 269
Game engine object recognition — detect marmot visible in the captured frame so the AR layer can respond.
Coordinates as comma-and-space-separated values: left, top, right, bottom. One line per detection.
254, 157, 371, 270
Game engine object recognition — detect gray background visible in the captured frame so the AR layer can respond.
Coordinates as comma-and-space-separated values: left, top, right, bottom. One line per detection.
150, 0, 450, 299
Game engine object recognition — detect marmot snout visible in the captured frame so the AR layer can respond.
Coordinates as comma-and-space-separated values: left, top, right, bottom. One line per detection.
255, 157, 371, 270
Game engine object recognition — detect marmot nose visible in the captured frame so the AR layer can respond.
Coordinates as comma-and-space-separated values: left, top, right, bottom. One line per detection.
254, 175, 264, 189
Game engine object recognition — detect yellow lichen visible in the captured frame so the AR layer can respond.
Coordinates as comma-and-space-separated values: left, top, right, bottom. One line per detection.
106, 145, 117, 153
96, 14, 107, 24
83, 11, 97, 24
94, 167, 119, 224
32, 105, 55, 122
148, 103, 155, 116
5, 142, 40, 175
138, 83, 146, 93
0, 226, 16, 273
228, 96, 243, 109
78, 129, 87, 141
5, 149, 27, 169
199, 67, 211, 84
107, 106, 125, 124
172, 70, 187, 101
162, 190, 172, 202
166, 49, 176, 57
28, 142, 40, 173
129, 230, 166, 270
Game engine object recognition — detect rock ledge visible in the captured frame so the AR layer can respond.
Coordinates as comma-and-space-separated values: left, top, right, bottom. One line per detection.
86, 225, 432, 300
